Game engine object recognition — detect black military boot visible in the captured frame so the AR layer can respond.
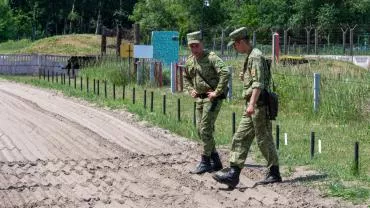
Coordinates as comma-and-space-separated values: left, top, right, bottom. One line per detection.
190, 155, 213, 174
210, 151, 223, 172
257, 165, 282, 185
212, 166, 241, 189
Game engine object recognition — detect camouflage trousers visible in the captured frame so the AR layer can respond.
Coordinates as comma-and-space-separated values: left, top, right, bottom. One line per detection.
196, 98, 223, 156
229, 104, 279, 169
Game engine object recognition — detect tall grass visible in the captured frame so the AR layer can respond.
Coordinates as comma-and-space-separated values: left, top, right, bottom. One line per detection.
78, 56, 131, 86
272, 60, 370, 122
0, 35, 116, 55
0, 39, 32, 54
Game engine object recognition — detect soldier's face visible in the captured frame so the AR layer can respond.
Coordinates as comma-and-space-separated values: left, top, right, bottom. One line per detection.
189, 43, 204, 58
234, 39, 251, 54
233, 40, 246, 53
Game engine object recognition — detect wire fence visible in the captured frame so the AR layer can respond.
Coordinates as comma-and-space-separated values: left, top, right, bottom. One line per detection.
28, 72, 370, 177
198, 26, 370, 56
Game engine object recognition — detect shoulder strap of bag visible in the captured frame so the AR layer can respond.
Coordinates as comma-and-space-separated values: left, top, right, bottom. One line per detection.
264, 58, 277, 92
194, 55, 218, 91
195, 69, 217, 91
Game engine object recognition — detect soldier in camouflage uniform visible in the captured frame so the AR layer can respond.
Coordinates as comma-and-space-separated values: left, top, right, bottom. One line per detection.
184, 31, 231, 174
212, 27, 282, 188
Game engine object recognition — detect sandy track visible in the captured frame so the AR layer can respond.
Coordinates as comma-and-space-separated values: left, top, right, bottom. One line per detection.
0, 79, 366, 208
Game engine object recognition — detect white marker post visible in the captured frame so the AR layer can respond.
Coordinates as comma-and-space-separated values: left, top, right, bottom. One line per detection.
227, 66, 233, 101
284, 133, 288, 145
318, 139, 322, 154
150, 61, 155, 86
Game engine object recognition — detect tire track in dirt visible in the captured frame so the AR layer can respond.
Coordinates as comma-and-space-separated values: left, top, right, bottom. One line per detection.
0, 155, 193, 207
0, 82, 176, 156
0, 89, 133, 161
0, 153, 353, 208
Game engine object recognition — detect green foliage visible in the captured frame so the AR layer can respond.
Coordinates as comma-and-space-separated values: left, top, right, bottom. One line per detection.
68, 10, 79, 22
78, 58, 130, 86
223, 1, 259, 29
0, 0, 8, 5
329, 181, 370, 203
161, 66, 171, 86
130, 0, 178, 33
272, 60, 370, 122
0, 1, 32, 41
0, 39, 31, 53
129, 0, 370, 45
3, 0, 136, 40
6, 34, 115, 55
12, 10, 32, 37
1, 0, 370, 44
257, 0, 294, 30
130, 0, 230, 40
0, 1, 15, 41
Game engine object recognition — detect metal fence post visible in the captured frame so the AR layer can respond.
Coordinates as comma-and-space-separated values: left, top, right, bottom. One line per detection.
313, 73, 320, 112
171, 62, 176, 93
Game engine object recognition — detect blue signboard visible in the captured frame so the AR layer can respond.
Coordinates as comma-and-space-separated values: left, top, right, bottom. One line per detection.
152, 31, 179, 67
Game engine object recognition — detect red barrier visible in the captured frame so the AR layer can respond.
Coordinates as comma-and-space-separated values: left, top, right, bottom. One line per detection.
274, 33, 280, 63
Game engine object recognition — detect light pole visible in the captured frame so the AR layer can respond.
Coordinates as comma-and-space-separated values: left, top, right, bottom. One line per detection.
201, 0, 210, 39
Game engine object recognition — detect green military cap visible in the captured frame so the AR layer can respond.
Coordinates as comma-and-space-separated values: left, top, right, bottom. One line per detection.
227, 27, 248, 47
187, 31, 202, 45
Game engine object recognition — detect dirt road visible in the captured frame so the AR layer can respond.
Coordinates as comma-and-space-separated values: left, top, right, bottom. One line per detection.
0, 79, 365, 208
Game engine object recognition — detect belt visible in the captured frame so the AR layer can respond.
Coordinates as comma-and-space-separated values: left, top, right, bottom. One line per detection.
247, 101, 266, 107
245, 90, 268, 106
197, 93, 208, 99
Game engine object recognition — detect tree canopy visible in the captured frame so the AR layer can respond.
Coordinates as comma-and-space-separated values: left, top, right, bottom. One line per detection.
0, 0, 369, 42
1, 0, 136, 41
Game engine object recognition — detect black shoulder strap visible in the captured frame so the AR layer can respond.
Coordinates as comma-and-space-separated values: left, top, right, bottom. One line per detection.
195, 69, 216, 91
264, 57, 276, 91
194, 53, 218, 91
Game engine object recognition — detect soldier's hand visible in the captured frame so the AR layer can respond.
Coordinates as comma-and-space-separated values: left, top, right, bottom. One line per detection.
245, 104, 255, 116
239, 72, 244, 81
190, 90, 198, 98
207, 91, 217, 101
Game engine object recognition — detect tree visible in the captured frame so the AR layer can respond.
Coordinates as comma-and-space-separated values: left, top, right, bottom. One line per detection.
68, 0, 79, 33
130, 0, 180, 42
130, 0, 230, 42
258, 0, 294, 31
317, 3, 338, 45
0, 0, 16, 41
225, 2, 259, 30
1, 0, 369, 44
6, 0, 136, 38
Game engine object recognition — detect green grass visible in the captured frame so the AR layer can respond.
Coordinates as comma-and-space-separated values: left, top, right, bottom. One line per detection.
328, 181, 370, 205
0, 39, 32, 54
2, 58, 370, 205
0, 34, 116, 55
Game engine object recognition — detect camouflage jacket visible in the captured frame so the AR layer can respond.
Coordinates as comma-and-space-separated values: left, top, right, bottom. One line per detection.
242, 48, 271, 99
184, 50, 230, 96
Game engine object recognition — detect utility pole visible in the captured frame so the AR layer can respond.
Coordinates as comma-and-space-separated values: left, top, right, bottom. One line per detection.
305, 25, 314, 54
340, 24, 349, 55
200, 0, 210, 40
349, 24, 357, 60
